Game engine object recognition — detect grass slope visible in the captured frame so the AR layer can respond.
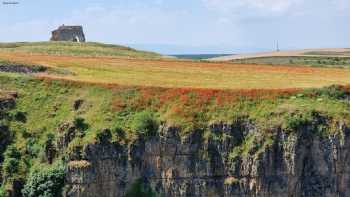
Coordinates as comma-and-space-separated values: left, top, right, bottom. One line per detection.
210, 48, 350, 61
2, 42, 350, 195
1, 71, 350, 195
231, 56, 350, 68
1, 73, 350, 141
0, 42, 162, 59
0, 73, 349, 173
1, 51, 350, 89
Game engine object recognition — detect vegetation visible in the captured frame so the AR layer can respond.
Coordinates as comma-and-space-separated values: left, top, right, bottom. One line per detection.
0, 187, 4, 197
125, 179, 157, 197
231, 56, 350, 68
0, 42, 162, 59
96, 129, 112, 144
1, 47, 350, 89
2, 146, 22, 181
131, 111, 159, 138
21, 164, 65, 197
172, 54, 231, 60
282, 111, 315, 131
0, 73, 350, 195
1, 42, 350, 196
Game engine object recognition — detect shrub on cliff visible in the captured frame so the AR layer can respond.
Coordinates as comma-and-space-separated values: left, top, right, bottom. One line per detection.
0, 187, 4, 197
2, 145, 21, 179
282, 112, 313, 131
72, 117, 89, 139
22, 164, 65, 197
304, 85, 348, 99
125, 179, 156, 197
131, 111, 158, 137
281, 110, 327, 133
96, 128, 112, 144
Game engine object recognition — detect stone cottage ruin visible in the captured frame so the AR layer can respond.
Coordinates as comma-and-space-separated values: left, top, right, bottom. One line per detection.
50, 25, 86, 42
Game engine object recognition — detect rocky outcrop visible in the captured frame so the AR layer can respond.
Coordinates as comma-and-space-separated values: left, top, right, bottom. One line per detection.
51, 25, 86, 42
0, 64, 46, 74
65, 117, 350, 197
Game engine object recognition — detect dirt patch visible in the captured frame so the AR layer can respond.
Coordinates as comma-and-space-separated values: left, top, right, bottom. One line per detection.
0, 64, 46, 74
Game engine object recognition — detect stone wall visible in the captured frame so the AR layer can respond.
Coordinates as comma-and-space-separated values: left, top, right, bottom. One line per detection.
51, 25, 86, 42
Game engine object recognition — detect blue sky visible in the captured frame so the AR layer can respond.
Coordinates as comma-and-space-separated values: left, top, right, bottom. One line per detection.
0, 0, 349, 54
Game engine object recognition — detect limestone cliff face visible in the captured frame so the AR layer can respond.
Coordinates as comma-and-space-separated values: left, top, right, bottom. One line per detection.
65, 119, 350, 197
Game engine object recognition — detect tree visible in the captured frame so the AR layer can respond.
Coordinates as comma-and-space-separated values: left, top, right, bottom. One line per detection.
22, 165, 65, 197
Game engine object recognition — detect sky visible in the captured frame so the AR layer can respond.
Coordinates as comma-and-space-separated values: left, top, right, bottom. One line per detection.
0, 0, 349, 54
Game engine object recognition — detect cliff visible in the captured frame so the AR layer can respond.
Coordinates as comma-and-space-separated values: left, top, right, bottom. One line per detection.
65, 117, 350, 197
1, 75, 350, 197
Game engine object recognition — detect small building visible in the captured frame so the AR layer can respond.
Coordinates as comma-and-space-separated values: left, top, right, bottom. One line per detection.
50, 25, 86, 42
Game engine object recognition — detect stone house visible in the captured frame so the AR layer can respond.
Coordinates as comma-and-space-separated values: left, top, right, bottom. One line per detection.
50, 25, 86, 42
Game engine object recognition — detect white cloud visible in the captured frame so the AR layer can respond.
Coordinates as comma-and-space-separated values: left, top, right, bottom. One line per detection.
203, 0, 304, 14
203, 0, 350, 16
1, 1, 349, 52
331, 0, 350, 11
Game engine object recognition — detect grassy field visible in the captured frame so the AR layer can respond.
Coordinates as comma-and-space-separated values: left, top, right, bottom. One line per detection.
210, 48, 350, 61
2, 42, 350, 195
1, 51, 350, 89
171, 54, 231, 60
0, 42, 162, 59
231, 56, 350, 68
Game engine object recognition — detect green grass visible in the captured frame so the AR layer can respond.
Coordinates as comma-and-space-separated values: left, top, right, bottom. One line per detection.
2, 42, 350, 196
3, 52, 350, 89
2, 72, 350, 195
2, 42, 350, 89
304, 50, 350, 56
231, 56, 350, 68
0, 42, 162, 59
1, 72, 350, 145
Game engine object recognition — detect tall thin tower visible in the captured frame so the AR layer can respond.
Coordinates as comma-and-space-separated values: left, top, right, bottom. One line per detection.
276, 41, 280, 52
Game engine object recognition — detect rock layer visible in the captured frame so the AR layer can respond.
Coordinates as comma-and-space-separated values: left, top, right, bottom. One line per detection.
65, 119, 350, 197
0, 64, 46, 74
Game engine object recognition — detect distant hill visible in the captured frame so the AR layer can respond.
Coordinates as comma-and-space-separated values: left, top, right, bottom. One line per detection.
210, 48, 350, 61
171, 54, 232, 60
0, 41, 163, 59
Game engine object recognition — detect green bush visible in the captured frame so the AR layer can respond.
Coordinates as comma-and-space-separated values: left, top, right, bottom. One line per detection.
25, 137, 40, 158
282, 111, 314, 131
3, 158, 20, 176
32, 66, 47, 73
304, 85, 348, 99
73, 117, 89, 132
22, 164, 65, 197
4, 145, 21, 159
114, 126, 125, 138
73, 117, 89, 138
12, 111, 27, 123
131, 111, 158, 137
0, 187, 4, 197
96, 129, 112, 144
125, 179, 156, 197
2, 146, 21, 179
